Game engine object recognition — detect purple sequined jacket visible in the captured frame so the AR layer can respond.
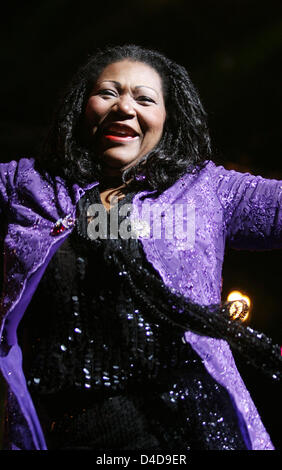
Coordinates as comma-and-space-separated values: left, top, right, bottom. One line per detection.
0, 157, 281, 450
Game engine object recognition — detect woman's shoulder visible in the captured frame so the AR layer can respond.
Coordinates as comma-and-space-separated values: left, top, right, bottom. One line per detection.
0, 157, 34, 190
0, 157, 52, 187
0, 156, 36, 176
179, 159, 229, 187
181, 159, 227, 179
182, 159, 269, 187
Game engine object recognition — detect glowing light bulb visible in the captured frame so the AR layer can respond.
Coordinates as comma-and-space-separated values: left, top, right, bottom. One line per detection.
227, 290, 251, 322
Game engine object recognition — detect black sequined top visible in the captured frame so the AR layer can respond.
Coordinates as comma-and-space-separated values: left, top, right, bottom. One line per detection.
22, 188, 197, 394
20, 187, 250, 450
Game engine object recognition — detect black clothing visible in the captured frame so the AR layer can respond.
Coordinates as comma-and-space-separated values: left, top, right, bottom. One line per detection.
20, 187, 250, 450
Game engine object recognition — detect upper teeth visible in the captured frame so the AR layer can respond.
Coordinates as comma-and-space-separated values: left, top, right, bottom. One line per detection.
106, 126, 134, 135
116, 130, 128, 135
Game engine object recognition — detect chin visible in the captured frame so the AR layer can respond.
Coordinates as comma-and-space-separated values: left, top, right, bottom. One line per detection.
101, 152, 142, 170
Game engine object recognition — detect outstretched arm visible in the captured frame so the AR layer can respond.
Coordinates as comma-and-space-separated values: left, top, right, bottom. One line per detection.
215, 164, 282, 250
0, 160, 18, 293
0, 160, 18, 221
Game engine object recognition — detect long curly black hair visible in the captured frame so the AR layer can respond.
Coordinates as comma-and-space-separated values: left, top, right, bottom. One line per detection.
36, 44, 212, 192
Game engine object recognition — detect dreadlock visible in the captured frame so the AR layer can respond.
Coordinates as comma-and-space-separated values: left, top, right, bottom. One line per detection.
109, 244, 282, 382
72, 184, 282, 383
36, 44, 211, 192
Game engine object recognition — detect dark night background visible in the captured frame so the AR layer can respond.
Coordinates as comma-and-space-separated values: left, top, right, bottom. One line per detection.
0, 0, 281, 450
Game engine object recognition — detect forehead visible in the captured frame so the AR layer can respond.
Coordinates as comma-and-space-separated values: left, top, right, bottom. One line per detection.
96, 59, 163, 91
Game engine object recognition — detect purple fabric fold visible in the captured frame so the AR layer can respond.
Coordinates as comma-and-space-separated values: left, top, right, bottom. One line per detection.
0, 158, 281, 449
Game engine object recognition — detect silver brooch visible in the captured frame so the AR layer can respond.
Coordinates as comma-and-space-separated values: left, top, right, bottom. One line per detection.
50, 214, 75, 236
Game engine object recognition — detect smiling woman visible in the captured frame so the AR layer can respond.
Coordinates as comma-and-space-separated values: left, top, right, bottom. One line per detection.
83, 60, 166, 176
37, 44, 211, 193
0, 44, 281, 451
82, 59, 166, 210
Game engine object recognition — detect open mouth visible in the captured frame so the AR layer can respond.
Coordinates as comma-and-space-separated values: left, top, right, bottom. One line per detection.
102, 123, 139, 142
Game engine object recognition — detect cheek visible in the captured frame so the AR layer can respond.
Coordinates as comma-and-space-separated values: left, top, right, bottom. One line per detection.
85, 97, 108, 124
144, 110, 166, 138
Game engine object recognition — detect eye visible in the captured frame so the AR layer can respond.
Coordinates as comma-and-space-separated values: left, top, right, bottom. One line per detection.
136, 95, 156, 104
97, 89, 117, 97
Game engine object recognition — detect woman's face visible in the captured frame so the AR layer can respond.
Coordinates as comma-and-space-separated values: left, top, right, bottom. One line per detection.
84, 59, 166, 176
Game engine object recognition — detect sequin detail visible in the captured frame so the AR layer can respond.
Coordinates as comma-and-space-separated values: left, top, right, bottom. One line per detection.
50, 214, 75, 236
1, 157, 279, 449
19, 187, 250, 450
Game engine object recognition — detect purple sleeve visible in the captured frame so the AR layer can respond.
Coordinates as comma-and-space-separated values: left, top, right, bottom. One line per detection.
0, 160, 18, 219
214, 164, 282, 250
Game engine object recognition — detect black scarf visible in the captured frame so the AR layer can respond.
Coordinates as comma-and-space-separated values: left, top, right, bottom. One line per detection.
74, 186, 282, 382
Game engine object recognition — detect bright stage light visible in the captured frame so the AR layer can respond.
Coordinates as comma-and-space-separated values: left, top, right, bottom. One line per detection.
226, 290, 251, 322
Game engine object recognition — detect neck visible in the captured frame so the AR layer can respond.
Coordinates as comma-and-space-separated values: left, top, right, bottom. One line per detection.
99, 174, 125, 191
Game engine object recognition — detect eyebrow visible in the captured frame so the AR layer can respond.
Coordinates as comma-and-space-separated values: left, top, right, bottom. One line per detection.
99, 80, 160, 97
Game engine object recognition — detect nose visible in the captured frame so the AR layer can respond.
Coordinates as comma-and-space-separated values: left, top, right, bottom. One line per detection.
114, 94, 136, 117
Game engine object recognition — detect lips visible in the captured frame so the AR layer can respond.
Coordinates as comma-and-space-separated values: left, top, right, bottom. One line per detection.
102, 123, 139, 141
